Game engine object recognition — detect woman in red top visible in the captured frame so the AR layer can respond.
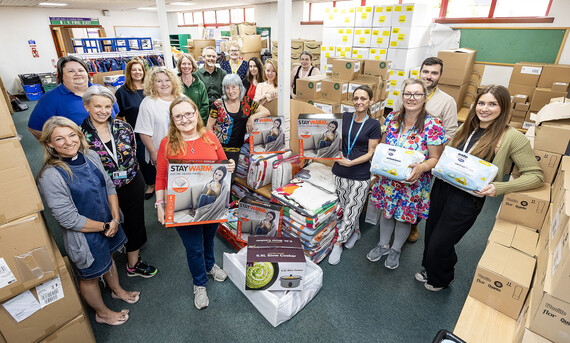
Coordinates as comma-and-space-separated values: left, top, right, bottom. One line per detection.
155, 95, 235, 310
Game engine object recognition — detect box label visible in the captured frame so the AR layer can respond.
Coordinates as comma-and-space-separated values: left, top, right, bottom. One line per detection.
2, 290, 41, 322
354, 61, 361, 72
36, 275, 64, 308
399, 15, 406, 23
0, 258, 17, 289
521, 66, 542, 75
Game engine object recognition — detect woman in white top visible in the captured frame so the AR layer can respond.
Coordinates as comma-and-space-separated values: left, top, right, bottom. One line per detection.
134, 67, 183, 199
254, 59, 278, 106
290, 51, 321, 99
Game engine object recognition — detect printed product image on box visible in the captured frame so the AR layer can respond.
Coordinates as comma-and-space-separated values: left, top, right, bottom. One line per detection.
238, 195, 285, 237
249, 116, 287, 154
298, 113, 343, 160
166, 160, 231, 227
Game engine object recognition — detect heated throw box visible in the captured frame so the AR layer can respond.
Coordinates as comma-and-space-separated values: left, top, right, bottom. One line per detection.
298, 113, 343, 160
249, 116, 288, 154
166, 160, 231, 227
237, 195, 284, 237
246, 236, 305, 291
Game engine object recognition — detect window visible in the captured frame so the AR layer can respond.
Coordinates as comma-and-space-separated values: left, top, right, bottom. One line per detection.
245, 7, 255, 22
183, 12, 194, 25
178, 7, 254, 27
493, 0, 550, 17
216, 10, 230, 24
446, 0, 491, 18
231, 8, 244, 23
203, 10, 216, 24
303, 2, 333, 22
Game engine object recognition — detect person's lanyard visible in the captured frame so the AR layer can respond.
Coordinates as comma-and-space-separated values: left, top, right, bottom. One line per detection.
347, 114, 368, 158
426, 87, 436, 102
463, 130, 477, 154
231, 60, 239, 74
101, 122, 119, 166
397, 122, 414, 148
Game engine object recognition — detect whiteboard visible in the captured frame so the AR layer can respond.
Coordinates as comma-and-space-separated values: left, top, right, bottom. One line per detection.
114, 26, 161, 40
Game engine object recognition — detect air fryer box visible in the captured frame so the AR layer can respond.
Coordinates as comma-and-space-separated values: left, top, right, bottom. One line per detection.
246, 236, 305, 291
497, 183, 550, 231
237, 195, 284, 238
249, 116, 288, 154
165, 160, 231, 227
298, 113, 343, 160
468, 242, 536, 320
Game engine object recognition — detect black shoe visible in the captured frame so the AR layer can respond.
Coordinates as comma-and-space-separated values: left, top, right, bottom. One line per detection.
126, 261, 158, 278
144, 191, 155, 200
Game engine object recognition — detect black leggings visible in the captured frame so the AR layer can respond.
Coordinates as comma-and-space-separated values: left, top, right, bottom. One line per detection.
422, 179, 485, 287
116, 171, 148, 252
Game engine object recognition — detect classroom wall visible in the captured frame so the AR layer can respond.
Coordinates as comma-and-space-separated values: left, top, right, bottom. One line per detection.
0, 7, 159, 94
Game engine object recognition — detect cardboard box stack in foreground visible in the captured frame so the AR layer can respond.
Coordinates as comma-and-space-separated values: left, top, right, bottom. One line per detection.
0, 77, 94, 343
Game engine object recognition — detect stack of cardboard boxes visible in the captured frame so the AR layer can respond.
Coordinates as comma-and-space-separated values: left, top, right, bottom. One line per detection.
228, 23, 262, 60
436, 48, 477, 112
0, 81, 95, 342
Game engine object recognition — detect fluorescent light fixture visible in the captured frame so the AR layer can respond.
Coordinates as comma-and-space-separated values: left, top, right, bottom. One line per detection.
38, 2, 68, 6
137, 7, 157, 10
171, 2, 194, 5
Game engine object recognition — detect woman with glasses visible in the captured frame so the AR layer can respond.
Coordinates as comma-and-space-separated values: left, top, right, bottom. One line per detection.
418, 85, 543, 291
290, 51, 320, 99
254, 59, 278, 106
177, 53, 209, 124
328, 85, 382, 265
155, 96, 235, 310
368, 78, 446, 270
134, 67, 183, 200
220, 41, 248, 84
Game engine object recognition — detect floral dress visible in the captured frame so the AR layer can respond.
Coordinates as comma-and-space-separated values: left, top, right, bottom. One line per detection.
370, 111, 447, 223
209, 96, 259, 148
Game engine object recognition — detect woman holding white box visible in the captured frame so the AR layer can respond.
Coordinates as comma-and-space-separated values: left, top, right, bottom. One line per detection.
368, 79, 446, 270
418, 85, 544, 291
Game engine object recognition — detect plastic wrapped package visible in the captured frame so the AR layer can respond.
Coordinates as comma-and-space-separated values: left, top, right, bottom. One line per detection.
223, 247, 323, 327
370, 143, 425, 182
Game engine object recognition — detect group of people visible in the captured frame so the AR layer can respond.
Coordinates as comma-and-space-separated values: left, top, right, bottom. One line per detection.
27, 50, 544, 326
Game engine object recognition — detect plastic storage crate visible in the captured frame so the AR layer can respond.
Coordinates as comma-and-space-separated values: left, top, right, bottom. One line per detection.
38, 73, 57, 85
25, 91, 44, 101
42, 84, 58, 93
18, 73, 41, 85
22, 83, 42, 92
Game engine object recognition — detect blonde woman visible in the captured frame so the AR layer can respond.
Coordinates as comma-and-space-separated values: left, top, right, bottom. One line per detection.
220, 41, 248, 82
134, 67, 183, 199
254, 59, 278, 106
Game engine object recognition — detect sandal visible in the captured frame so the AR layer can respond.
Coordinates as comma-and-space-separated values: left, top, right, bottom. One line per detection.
95, 310, 129, 326
111, 291, 140, 304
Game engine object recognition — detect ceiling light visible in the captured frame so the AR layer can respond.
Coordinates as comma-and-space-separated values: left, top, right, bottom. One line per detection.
38, 2, 68, 6
171, 2, 194, 5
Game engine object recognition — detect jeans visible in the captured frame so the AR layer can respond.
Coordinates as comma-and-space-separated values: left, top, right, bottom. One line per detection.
176, 223, 218, 287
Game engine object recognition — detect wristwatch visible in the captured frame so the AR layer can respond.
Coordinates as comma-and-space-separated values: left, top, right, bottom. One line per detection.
103, 222, 110, 232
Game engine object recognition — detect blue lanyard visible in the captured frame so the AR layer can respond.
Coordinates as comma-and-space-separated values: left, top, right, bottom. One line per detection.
397, 122, 414, 148
347, 114, 368, 158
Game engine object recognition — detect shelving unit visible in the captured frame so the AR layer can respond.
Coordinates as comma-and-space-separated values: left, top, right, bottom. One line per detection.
71, 37, 153, 53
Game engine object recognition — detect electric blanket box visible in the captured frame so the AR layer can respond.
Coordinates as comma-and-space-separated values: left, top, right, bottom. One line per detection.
534, 102, 570, 155
332, 58, 361, 81
497, 183, 550, 230
0, 214, 58, 303
488, 219, 539, 257
249, 116, 287, 154
468, 242, 536, 320
298, 113, 343, 160
165, 160, 231, 227
0, 138, 44, 226
370, 143, 425, 183
237, 195, 284, 238
246, 236, 305, 291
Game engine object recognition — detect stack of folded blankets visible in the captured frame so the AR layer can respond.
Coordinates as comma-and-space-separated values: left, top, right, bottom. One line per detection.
270, 162, 338, 263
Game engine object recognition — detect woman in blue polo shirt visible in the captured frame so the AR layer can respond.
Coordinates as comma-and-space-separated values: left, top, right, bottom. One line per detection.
28, 56, 118, 140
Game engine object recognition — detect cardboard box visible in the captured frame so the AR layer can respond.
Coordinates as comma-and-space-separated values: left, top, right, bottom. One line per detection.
332, 59, 361, 81
323, 7, 337, 27
512, 149, 561, 185
497, 183, 550, 230
391, 3, 431, 27
242, 52, 261, 61
551, 156, 570, 204
513, 94, 529, 104
509, 62, 544, 87
510, 109, 527, 119
240, 35, 261, 53
351, 47, 369, 60
336, 7, 356, 27
389, 26, 430, 49
368, 48, 388, 61
534, 102, 570, 154
0, 265, 83, 343
238, 24, 257, 36
340, 100, 355, 113
551, 223, 569, 303
321, 79, 349, 102
515, 328, 553, 343
387, 46, 427, 71
0, 91, 17, 139
370, 28, 391, 49
363, 59, 390, 79
550, 190, 569, 251
348, 80, 377, 101
291, 39, 304, 52
372, 5, 393, 28
165, 161, 231, 227
552, 81, 569, 92
488, 219, 539, 257
38, 314, 95, 343
468, 242, 536, 319
246, 236, 305, 291
509, 84, 537, 102
312, 99, 341, 113
438, 83, 469, 111
388, 69, 407, 90
357, 74, 388, 101
437, 48, 477, 86
530, 88, 568, 112
353, 28, 372, 47
303, 40, 321, 55
0, 138, 43, 226
537, 64, 570, 88
0, 214, 59, 303
335, 45, 352, 58
515, 102, 530, 111
295, 76, 324, 100
354, 6, 374, 27
298, 113, 343, 160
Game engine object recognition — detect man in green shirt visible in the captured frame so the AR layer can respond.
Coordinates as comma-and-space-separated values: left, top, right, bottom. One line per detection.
195, 46, 227, 108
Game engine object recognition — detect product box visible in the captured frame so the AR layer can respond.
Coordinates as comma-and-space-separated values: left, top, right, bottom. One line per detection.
250, 116, 287, 154
354, 6, 374, 27
340, 100, 355, 113
551, 223, 569, 303
165, 160, 231, 227
331, 58, 361, 81
303, 40, 321, 55
335, 46, 352, 58
291, 39, 304, 52
370, 28, 391, 49
357, 74, 389, 101
497, 183, 550, 230
363, 59, 391, 79
468, 242, 536, 319
0, 265, 83, 343
0, 214, 58, 303
348, 80, 377, 101
409, 66, 421, 79
512, 149, 561, 185
242, 52, 261, 61
298, 113, 343, 160
246, 236, 305, 291
552, 81, 569, 92
530, 88, 568, 112
488, 219, 539, 257
385, 89, 401, 108
191, 39, 216, 60
0, 93, 17, 139
0, 138, 44, 226
237, 195, 284, 238
336, 7, 356, 27
37, 313, 95, 343
509, 62, 544, 87
240, 34, 261, 53
387, 46, 428, 71
312, 99, 341, 113
321, 78, 349, 102
388, 69, 407, 90
437, 48, 477, 86
534, 102, 570, 155
551, 156, 570, 205
513, 94, 529, 104
389, 26, 430, 49
438, 83, 469, 111
369, 48, 388, 61
537, 64, 570, 88
508, 84, 538, 102
351, 47, 369, 60
372, 5, 393, 28
353, 28, 372, 47
323, 7, 337, 27
391, 3, 431, 26
295, 75, 324, 100
514, 102, 530, 111
550, 190, 569, 253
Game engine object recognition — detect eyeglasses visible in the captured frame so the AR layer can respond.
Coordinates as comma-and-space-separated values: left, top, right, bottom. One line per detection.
403, 92, 425, 100
229, 49, 240, 53
173, 112, 196, 122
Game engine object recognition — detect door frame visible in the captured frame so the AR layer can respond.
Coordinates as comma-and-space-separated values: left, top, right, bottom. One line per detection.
49, 24, 106, 57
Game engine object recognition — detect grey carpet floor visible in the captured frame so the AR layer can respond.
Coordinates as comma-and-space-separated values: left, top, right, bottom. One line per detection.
11, 102, 501, 342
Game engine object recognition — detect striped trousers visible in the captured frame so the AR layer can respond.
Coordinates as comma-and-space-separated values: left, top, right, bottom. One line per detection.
334, 175, 371, 244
